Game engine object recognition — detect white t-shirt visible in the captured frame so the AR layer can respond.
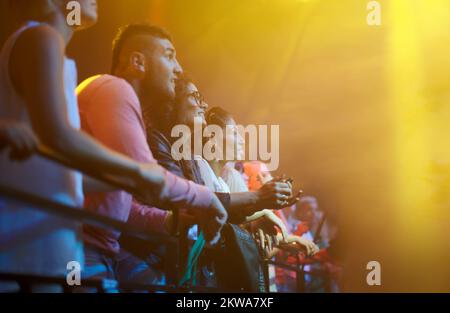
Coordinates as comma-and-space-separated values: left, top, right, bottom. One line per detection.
220, 162, 249, 193
187, 156, 230, 240
195, 156, 230, 193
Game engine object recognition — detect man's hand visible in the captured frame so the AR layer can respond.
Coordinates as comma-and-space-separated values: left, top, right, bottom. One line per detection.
272, 176, 303, 208
256, 180, 293, 209
254, 231, 319, 258
280, 235, 320, 256
247, 209, 288, 241
134, 165, 228, 246
197, 194, 228, 246
135, 165, 227, 246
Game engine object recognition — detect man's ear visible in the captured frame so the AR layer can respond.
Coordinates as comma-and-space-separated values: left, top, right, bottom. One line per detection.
130, 52, 146, 75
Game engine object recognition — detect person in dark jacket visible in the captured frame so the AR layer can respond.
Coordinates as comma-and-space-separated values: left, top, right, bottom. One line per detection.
144, 75, 300, 290
146, 75, 297, 223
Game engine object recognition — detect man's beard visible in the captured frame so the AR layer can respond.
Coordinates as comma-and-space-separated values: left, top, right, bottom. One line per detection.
138, 78, 176, 131
141, 95, 174, 132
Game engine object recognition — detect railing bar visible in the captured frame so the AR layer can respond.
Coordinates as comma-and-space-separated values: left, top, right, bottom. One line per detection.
0, 272, 230, 293
0, 185, 176, 245
265, 260, 328, 277
37, 146, 183, 228
37, 146, 138, 196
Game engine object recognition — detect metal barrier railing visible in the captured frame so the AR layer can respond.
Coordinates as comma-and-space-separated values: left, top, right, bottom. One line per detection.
0, 145, 185, 293
264, 258, 331, 293
0, 145, 330, 293
0, 272, 229, 293
0, 185, 176, 246
0, 183, 186, 292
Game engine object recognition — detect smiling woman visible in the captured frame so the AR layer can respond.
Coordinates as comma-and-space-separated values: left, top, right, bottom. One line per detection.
173, 75, 208, 128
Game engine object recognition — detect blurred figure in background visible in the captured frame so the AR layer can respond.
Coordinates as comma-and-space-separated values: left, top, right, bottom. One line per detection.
277, 196, 341, 292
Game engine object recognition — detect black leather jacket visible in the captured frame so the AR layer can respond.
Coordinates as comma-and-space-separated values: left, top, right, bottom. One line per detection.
146, 129, 266, 292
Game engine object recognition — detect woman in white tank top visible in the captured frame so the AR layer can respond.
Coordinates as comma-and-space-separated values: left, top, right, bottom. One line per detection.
0, 20, 85, 284
0, 1, 100, 289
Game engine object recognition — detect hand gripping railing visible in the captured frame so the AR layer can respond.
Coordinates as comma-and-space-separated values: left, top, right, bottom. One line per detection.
0, 145, 187, 293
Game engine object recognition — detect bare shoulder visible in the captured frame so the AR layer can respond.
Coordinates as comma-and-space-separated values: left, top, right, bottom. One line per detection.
12, 24, 64, 61
9, 24, 65, 90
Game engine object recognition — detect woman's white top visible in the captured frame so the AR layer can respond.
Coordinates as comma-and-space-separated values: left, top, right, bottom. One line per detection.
220, 162, 249, 193
195, 156, 230, 193
0, 22, 84, 280
187, 156, 230, 240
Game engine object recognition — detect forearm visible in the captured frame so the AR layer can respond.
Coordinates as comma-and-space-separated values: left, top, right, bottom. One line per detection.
229, 192, 258, 209
83, 175, 116, 193
226, 192, 261, 223
163, 210, 197, 234
128, 200, 170, 234
161, 170, 214, 210
47, 127, 142, 182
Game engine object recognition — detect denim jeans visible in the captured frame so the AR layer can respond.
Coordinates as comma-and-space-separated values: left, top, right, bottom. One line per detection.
81, 245, 165, 292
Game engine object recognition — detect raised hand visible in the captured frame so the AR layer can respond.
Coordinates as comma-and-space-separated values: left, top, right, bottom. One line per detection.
197, 194, 228, 246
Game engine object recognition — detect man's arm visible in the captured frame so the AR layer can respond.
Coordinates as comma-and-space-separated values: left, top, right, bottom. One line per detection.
79, 78, 224, 236
10, 25, 164, 201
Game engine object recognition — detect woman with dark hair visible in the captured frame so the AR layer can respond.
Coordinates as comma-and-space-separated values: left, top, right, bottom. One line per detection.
146, 75, 298, 290
150, 75, 295, 227
147, 75, 315, 290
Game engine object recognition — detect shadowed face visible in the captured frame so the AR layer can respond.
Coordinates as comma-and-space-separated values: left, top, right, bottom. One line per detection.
142, 37, 182, 100
294, 199, 318, 224
222, 118, 245, 161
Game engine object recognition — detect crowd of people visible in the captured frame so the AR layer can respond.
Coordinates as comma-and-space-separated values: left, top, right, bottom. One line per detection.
0, 0, 339, 292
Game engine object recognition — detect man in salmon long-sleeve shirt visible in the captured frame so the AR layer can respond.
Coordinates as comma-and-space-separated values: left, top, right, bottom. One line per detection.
76, 24, 227, 286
